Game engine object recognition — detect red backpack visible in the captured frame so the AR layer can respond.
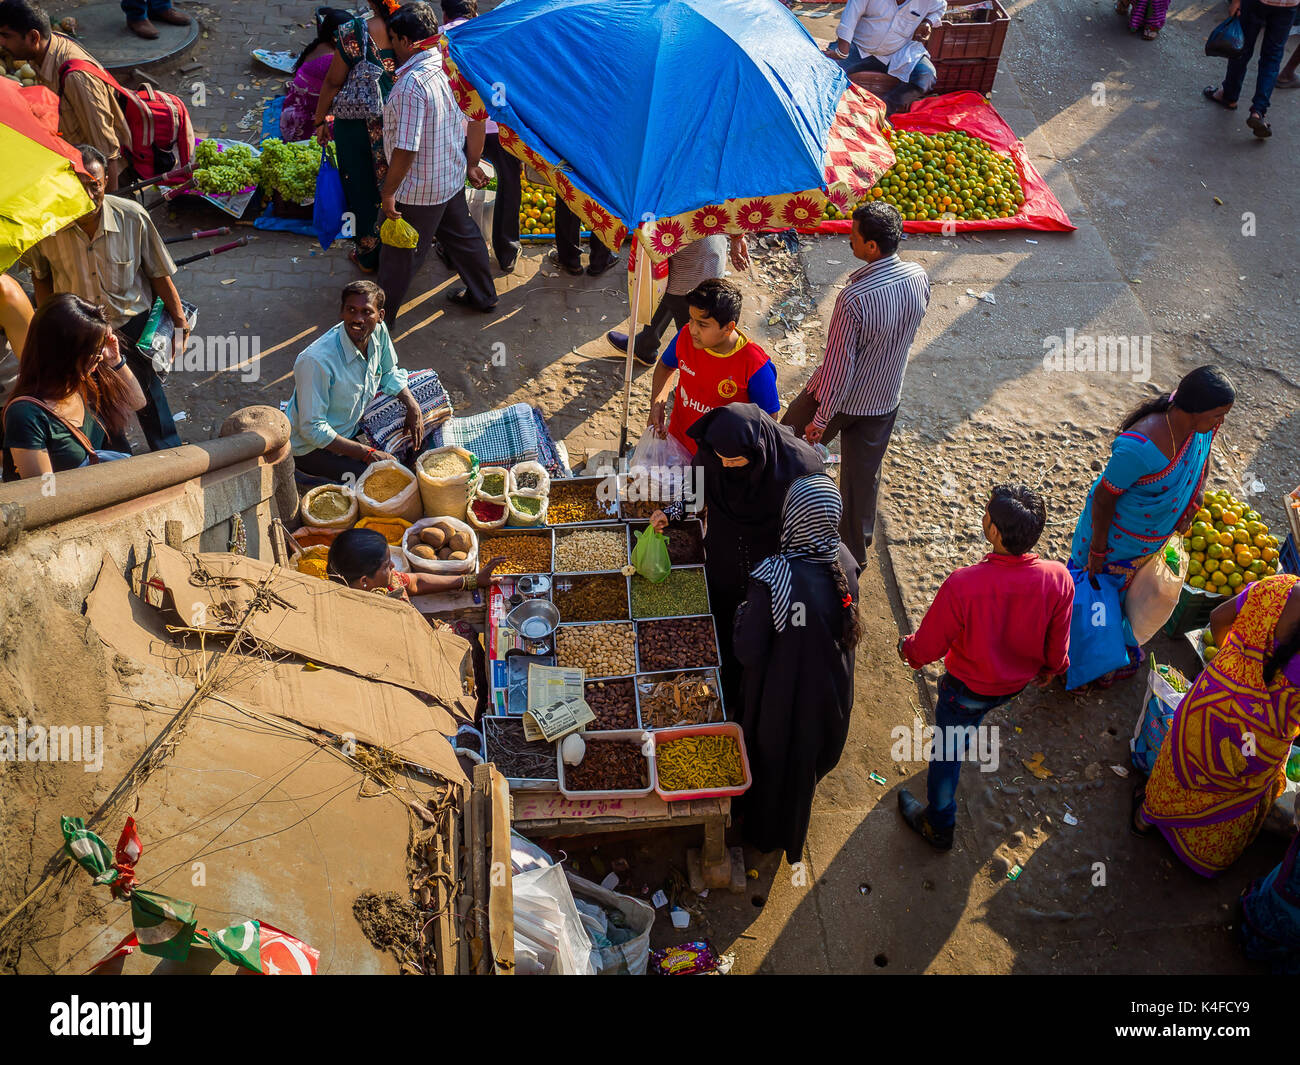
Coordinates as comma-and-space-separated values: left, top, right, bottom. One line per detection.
58, 55, 194, 180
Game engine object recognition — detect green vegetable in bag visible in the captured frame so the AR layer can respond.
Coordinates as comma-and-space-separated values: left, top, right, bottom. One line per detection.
631, 526, 671, 584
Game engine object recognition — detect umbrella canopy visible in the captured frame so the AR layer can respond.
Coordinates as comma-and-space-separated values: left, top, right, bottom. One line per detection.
442, 0, 894, 262
0, 81, 91, 273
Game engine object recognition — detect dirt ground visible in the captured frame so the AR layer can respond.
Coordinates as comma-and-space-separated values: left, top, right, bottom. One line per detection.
24, 0, 1300, 974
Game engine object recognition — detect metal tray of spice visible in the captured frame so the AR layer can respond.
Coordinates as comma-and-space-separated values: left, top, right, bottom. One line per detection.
583, 676, 640, 730
635, 668, 725, 729
554, 620, 638, 679
635, 615, 723, 674
545, 475, 621, 526
557, 728, 654, 800
551, 523, 630, 575
629, 564, 711, 620
551, 572, 630, 623
483, 714, 558, 789
477, 527, 555, 575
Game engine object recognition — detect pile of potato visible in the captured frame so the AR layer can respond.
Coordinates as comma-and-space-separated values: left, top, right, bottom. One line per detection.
410, 520, 472, 563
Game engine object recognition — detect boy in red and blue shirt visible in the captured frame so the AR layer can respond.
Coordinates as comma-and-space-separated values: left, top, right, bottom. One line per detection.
647, 278, 779, 456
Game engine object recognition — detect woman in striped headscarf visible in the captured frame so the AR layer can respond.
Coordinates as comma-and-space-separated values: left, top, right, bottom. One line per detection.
733, 473, 861, 862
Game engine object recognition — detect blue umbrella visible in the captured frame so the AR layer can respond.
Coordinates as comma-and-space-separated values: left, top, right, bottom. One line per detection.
444, 0, 848, 240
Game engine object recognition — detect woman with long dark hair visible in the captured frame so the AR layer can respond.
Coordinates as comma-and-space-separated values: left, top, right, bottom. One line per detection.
733, 473, 860, 862
281, 7, 354, 142
313, 0, 400, 273
2, 294, 145, 481
1136, 572, 1300, 876
1067, 365, 1236, 687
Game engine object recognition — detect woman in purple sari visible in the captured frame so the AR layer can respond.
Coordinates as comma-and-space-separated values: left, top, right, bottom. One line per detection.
281, 8, 353, 143
1116, 0, 1170, 40
1067, 366, 1236, 688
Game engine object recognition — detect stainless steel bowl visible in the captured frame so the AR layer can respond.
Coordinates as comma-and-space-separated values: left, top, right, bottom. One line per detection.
506, 598, 560, 641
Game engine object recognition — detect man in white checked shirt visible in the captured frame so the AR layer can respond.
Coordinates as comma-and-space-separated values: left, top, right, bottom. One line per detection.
783, 202, 930, 565
377, 2, 498, 316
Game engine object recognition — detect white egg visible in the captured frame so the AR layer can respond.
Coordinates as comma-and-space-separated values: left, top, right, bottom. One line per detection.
561, 734, 585, 766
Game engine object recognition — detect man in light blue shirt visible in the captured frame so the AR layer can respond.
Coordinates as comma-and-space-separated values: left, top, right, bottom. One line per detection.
286, 280, 424, 480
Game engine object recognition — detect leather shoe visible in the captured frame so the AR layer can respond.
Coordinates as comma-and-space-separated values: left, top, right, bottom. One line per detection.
587, 253, 622, 277
447, 288, 498, 313
153, 7, 192, 24
606, 330, 657, 366
898, 788, 953, 850
127, 18, 160, 38
546, 249, 583, 276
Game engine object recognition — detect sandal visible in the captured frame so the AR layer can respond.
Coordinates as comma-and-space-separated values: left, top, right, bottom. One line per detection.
1130, 781, 1156, 837
1247, 111, 1272, 138
1202, 85, 1237, 110
1115, 0, 1131, 12
348, 250, 377, 275
1141, 25, 1159, 40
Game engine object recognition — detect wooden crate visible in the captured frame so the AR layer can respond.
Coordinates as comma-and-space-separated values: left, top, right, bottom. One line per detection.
933, 55, 1002, 96
928, 0, 1010, 62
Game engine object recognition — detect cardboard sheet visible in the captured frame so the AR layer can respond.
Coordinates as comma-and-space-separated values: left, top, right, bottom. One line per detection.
86, 561, 468, 785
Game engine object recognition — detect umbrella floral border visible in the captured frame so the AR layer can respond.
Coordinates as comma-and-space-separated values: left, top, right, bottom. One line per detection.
440, 38, 896, 264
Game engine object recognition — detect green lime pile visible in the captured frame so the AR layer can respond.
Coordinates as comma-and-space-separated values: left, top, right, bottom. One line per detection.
824, 128, 1024, 223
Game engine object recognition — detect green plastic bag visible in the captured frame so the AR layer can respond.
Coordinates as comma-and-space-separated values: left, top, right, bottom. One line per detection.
630, 526, 671, 584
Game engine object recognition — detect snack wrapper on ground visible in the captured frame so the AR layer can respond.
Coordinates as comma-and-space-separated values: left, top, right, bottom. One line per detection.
380, 217, 419, 248
650, 940, 719, 975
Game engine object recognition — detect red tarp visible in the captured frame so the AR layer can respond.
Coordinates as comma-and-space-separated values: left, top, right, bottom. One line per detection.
806, 91, 1075, 235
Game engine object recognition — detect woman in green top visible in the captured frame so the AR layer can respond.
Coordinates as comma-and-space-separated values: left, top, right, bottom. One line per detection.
314, 0, 399, 273
2, 294, 146, 481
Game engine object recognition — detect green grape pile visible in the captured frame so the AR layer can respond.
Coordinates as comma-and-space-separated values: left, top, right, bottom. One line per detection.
257, 138, 323, 205
192, 140, 259, 195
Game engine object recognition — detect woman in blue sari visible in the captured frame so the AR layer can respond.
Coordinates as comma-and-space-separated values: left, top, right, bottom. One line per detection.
1068, 366, 1236, 687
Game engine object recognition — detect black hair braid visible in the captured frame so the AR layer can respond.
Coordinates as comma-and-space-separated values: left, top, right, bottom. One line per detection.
830, 558, 862, 650
1264, 620, 1300, 687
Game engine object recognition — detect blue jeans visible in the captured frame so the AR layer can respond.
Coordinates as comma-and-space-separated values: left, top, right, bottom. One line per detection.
925, 673, 1021, 830
1222, 0, 1299, 116
121, 0, 173, 19
834, 47, 937, 113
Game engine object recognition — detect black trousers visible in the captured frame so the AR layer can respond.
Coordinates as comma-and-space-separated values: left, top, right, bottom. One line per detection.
378, 191, 497, 317
294, 447, 369, 481
481, 132, 521, 270
109, 309, 181, 453
554, 198, 616, 271
631, 292, 691, 359
782, 387, 898, 566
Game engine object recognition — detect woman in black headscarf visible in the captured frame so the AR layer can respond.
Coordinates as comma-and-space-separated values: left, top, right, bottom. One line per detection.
651, 403, 824, 705
734, 473, 861, 862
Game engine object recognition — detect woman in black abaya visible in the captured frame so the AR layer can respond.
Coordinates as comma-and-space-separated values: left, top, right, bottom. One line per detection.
651, 404, 823, 706
733, 473, 861, 863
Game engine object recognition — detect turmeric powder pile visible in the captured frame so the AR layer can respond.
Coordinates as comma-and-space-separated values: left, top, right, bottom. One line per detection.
365, 467, 412, 502
356, 516, 412, 544
655, 734, 744, 792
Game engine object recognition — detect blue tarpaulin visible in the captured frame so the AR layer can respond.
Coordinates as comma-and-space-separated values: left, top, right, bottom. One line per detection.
445, 0, 847, 230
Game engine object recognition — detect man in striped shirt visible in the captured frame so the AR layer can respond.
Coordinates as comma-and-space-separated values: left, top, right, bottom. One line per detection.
783, 202, 929, 564
377, 3, 497, 317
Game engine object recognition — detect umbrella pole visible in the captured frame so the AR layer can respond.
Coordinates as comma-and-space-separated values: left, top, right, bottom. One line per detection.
618, 235, 649, 459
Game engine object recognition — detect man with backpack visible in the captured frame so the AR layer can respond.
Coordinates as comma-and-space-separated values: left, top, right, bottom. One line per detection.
0, 0, 128, 189
0, 0, 194, 189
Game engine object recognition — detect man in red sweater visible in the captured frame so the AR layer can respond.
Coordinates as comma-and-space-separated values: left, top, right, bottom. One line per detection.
895, 484, 1074, 850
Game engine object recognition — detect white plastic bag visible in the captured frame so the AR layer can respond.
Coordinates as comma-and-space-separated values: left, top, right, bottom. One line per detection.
565, 871, 655, 975
624, 430, 692, 512
354, 459, 423, 522
402, 516, 478, 575
512, 861, 595, 975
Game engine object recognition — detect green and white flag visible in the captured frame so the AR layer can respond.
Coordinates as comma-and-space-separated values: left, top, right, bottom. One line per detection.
60, 816, 119, 887
130, 889, 197, 961
207, 920, 261, 972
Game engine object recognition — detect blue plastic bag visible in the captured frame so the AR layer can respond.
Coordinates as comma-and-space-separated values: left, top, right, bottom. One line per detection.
313, 156, 347, 250
1065, 569, 1130, 690
1205, 16, 1245, 59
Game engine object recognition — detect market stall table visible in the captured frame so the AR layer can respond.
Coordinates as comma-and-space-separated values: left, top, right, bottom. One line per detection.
510, 791, 746, 894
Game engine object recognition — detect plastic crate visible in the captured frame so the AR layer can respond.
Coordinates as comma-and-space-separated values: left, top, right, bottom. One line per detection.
652, 722, 752, 802
933, 55, 1002, 95
928, 0, 1010, 62
1162, 582, 1228, 637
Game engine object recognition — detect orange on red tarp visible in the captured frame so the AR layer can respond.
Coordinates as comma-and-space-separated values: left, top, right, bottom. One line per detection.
805, 91, 1075, 235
